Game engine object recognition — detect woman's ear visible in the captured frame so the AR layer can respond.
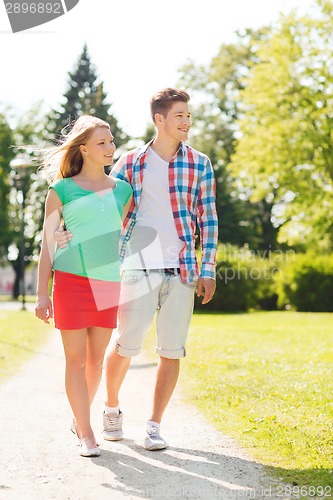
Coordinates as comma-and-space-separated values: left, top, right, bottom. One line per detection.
79, 144, 87, 154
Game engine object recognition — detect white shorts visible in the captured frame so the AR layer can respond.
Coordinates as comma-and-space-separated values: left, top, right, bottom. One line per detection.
111, 269, 196, 359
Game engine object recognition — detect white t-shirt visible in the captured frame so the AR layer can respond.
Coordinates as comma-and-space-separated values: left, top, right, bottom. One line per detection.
122, 147, 183, 269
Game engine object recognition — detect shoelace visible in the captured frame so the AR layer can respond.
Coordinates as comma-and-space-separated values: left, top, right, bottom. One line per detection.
147, 426, 159, 438
105, 413, 121, 429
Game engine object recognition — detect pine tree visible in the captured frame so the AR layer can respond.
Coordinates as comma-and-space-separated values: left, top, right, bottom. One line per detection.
48, 44, 128, 147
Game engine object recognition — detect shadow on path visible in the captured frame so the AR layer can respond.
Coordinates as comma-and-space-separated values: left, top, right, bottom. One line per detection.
92, 441, 288, 499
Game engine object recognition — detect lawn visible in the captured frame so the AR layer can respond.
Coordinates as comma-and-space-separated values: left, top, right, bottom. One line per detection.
0, 295, 36, 302
0, 309, 53, 381
145, 311, 333, 491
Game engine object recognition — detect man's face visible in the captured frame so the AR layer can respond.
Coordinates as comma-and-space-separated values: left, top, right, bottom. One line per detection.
159, 101, 191, 142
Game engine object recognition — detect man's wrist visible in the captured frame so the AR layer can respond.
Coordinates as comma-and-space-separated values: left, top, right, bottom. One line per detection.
200, 266, 216, 280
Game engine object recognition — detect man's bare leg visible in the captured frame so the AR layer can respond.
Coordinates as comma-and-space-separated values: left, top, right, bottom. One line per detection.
144, 357, 179, 450
105, 350, 131, 407
149, 357, 180, 423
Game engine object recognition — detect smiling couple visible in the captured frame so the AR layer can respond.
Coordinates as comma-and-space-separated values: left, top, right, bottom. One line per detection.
35, 88, 218, 457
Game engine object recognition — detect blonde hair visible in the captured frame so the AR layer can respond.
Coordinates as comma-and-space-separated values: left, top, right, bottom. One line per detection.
44, 116, 110, 184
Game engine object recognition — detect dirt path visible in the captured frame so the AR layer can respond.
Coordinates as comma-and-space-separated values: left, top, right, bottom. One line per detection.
0, 313, 286, 499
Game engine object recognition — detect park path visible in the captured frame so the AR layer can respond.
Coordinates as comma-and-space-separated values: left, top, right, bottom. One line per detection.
0, 304, 286, 499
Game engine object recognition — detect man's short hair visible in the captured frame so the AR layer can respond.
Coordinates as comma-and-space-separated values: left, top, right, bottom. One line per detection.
150, 88, 190, 123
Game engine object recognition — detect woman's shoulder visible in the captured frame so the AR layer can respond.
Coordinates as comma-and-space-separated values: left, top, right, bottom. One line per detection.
49, 177, 73, 204
115, 178, 132, 192
50, 177, 71, 189
114, 178, 132, 205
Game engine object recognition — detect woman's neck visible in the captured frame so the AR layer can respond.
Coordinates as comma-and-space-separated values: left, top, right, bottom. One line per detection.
76, 164, 108, 180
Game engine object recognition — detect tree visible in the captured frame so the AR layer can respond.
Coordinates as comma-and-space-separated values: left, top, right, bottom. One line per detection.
230, 0, 333, 251
8, 104, 49, 298
141, 123, 155, 145
48, 44, 129, 150
177, 29, 278, 250
0, 113, 16, 261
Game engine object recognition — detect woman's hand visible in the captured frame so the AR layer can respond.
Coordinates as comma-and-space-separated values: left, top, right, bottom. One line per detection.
35, 294, 53, 324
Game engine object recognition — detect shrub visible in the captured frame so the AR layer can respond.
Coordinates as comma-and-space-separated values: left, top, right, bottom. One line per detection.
196, 259, 253, 312
196, 245, 284, 312
277, 253, 333, 312
196, 246, 333, 312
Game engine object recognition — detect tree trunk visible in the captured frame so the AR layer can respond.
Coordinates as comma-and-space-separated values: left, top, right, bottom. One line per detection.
11, 259, 20, 299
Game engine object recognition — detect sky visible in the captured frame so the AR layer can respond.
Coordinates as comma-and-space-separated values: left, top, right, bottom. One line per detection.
0, 0, 315, 138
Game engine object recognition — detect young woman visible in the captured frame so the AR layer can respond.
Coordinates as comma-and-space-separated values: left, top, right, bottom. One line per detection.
35, 116, 132, 457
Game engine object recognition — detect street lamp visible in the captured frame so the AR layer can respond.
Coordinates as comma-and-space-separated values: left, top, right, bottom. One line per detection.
10, 156, 32, 311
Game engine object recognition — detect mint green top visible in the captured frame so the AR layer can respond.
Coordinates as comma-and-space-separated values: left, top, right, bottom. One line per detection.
51, 177, 132, 282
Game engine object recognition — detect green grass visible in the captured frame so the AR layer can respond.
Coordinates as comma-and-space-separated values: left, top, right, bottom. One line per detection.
0, 309, 53, 381
144, 311, 333, 492
0, 295, 36, 303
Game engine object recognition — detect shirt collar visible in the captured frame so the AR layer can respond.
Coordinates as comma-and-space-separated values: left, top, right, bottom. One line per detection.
138, 140, 186, 160
178, 141, 186, 156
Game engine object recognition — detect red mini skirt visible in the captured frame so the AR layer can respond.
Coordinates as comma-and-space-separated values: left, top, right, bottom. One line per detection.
52, 270, 120, 330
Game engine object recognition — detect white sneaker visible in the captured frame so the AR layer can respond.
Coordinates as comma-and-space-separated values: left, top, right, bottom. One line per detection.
144, 425, 168, 451
79, 438, 100, 457
102, 411, 124, 441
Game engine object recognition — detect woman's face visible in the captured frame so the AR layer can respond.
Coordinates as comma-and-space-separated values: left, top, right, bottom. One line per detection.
81, 127, 116, 167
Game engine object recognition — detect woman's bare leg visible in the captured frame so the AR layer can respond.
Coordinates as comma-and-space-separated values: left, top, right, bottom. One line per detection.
61, 329, 95, 446
86, 327, 112, 405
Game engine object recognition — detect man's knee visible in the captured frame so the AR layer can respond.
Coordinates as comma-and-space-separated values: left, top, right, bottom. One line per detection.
106, 348, 131, 365
156, 346, 186, 359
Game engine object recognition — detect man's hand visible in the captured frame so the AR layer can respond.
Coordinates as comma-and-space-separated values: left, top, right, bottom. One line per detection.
196, 278, 216, 304
54, 225, 73, 249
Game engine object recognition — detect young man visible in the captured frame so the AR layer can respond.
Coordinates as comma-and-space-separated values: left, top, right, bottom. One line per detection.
102, 88, 218, 450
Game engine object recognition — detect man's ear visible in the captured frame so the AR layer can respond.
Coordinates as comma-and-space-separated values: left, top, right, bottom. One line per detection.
155, 113, 164, 125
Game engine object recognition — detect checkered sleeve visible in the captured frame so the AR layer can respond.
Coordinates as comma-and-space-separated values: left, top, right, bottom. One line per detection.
197, 156, 218, 280
110, 154, 131, 183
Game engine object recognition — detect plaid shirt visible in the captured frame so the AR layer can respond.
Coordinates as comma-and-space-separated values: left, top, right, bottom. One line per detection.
111, 140, 218, 283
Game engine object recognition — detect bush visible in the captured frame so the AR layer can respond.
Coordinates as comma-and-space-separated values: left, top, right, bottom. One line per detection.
277, 253, 333, 312
195, 259, 253, 312
197, 246, 333, 312
196, 245, 283, 312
